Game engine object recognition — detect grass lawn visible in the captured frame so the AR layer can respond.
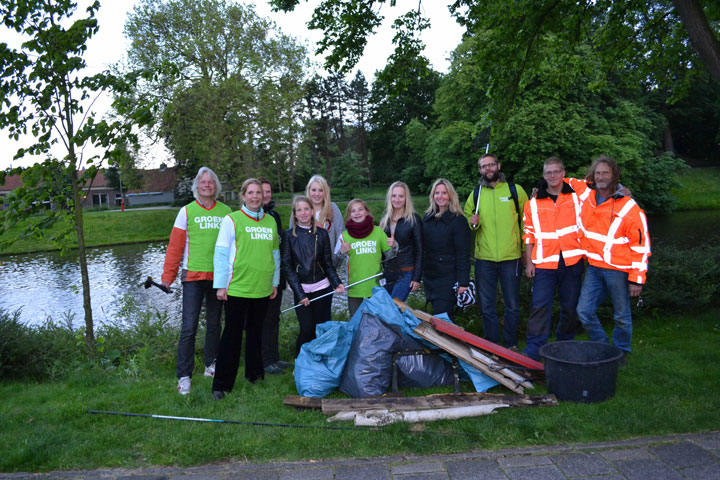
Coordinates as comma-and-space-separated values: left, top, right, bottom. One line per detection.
0, 208, 180, 255
1, 309, 718, 472
673, 166, 720, 210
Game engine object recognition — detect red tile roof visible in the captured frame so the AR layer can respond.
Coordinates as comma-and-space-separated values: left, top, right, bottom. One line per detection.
1, 167, 178, 194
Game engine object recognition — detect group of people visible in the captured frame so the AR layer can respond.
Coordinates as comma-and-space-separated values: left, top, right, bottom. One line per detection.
162, 152, 650, 399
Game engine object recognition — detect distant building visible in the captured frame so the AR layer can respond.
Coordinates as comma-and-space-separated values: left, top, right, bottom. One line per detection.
124, 166, 179, 207
0, 174, 23, 210
0, 166, 179, 210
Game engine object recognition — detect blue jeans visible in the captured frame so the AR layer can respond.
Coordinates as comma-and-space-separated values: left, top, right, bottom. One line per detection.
384, 269, 413, 302
177, 280, 223, 378
476, 259, 521, 347
576, 265, 633, 353
524, 258, 584, 360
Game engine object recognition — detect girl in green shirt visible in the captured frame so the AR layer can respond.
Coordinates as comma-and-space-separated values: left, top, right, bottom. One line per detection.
338, 199, 396, 317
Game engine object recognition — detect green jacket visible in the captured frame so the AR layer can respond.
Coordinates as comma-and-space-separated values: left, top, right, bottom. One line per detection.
464, 175, 528, 262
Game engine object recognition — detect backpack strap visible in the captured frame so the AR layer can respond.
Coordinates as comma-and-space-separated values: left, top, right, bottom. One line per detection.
473, 185, 482, 214
508, 181, 522, 242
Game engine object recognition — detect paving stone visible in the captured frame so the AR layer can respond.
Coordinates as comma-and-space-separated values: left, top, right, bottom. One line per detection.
226, 470, 280, 480
650, 441, 718, 468
167, 474, 224, 480
444, 459, 507, 480
681, 463, 720, 480
117, 476, 170, 480
278, 467, 333, 480
334, 464, 391, 480
551, 452, 616, 477
614, 458, 684, 480
573, 476, 625, 480
691, 432, 720, 451
391, 461, 445, 475
504, 465, 566, 480
599, 448, 654, 462
392, 474, 449, 480
498, 455, 552, 469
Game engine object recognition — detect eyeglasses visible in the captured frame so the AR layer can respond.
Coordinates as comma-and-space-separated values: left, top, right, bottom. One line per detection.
543, 170, 563, 177
479, 162, 497, 170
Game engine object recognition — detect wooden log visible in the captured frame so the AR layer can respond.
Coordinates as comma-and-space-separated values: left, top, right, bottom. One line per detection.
283, 395, 323, 410
413, 323, 524, 394
330, 405, 509, 426
321, 392, 558, 414
468, 347, 534, 390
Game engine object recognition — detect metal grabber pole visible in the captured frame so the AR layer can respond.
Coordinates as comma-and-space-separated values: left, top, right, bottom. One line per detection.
280, 272, 384, 314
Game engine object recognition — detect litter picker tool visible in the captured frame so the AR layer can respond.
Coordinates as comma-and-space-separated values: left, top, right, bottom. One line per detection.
281, 272, 384, 313
143, 276, 172, 294
472, 143, 491, 228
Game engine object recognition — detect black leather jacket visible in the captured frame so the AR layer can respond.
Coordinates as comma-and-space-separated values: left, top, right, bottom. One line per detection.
382, 213, 423, 283
282, 225, 342, 300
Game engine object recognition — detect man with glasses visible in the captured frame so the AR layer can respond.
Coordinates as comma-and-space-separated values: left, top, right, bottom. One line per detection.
464, 153, 528, 349
521, 157, 585, 360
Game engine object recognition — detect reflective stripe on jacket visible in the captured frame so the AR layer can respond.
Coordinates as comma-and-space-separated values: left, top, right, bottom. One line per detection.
579, 191, 651, 284
523, 181, 584, 269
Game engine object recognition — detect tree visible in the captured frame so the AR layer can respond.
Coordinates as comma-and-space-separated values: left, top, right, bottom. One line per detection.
346, 71, 372, 186
271, 0, 720, 87
368, 10, 440, 186
0, 0, 152, 354
124, 0, 307, 183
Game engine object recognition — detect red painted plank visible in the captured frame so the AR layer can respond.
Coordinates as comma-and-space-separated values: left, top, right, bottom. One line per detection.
429, 317, 545, 372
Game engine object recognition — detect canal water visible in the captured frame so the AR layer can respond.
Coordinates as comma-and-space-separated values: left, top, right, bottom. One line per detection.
1, 211, 718, 326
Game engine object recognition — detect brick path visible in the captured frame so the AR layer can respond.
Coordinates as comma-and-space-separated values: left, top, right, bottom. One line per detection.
3, 431, 718, 480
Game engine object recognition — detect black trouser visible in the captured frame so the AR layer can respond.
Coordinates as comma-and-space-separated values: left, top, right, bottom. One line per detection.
294, 287, 333, 355
261, 289, 283, 368
431, 298, 456, 320
212, 296, 269, 392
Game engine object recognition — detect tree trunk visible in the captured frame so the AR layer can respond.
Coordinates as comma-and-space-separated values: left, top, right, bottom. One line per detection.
359, 123, 371, 187
663, 124, 675, 153
70, 168, 95, 356
672, 0, 720, 83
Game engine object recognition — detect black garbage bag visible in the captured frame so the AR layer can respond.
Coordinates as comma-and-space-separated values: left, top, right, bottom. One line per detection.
340, 312, 454, 397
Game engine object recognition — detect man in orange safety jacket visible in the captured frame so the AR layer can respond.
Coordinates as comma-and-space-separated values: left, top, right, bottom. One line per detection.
521, 157, 586, 360
576, 155, 651, 363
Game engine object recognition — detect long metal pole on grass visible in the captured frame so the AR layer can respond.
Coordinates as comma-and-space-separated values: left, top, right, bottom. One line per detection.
280, 272, 384, 314
87, 410, 361, 431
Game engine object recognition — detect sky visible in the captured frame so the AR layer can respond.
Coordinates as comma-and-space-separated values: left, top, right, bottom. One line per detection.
0, 0, 464, 170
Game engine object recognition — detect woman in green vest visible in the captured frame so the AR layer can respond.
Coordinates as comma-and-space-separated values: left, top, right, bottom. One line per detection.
211, 178, 280, 400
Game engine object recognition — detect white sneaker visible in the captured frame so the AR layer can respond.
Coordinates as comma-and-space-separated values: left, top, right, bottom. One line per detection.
204, 361, 216, 378
177, 376, 191, 395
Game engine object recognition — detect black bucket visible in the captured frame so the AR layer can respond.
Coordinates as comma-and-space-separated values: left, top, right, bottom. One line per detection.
539, 341, 623, 403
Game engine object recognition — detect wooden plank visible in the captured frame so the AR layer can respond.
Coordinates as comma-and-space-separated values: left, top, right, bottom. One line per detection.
414, 323, 524, 394
393, 298, 544, 372
321, 392, 558, 414
430, 317, 545, 371
469, 347, 534, 390
283, 395, 323, 410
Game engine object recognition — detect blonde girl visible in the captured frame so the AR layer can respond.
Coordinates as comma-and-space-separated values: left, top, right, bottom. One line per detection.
378, 181, 423, 301
421, 179, 471, 319
283, 196, 345, 353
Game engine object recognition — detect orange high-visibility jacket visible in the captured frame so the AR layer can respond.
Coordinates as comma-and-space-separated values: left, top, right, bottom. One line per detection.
578, 189, 651, 284
523, 180, 585, 269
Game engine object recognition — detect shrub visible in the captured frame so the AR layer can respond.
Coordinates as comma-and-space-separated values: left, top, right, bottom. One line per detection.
0, 309, 81, 380
642, 243, 720, 314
